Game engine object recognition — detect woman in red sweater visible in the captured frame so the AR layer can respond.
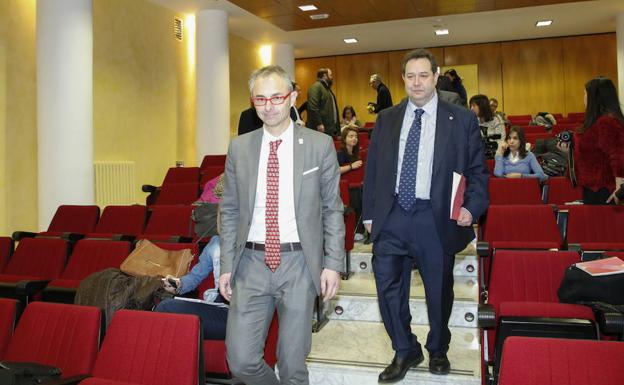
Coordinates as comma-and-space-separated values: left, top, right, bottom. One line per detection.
562, 77, 624, 204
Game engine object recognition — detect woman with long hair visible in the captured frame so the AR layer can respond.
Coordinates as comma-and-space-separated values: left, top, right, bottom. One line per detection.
494, 126, 547, 181
337, 127, 365, 240
340, 105, 361, 131
470, 94, 506, 143
444, 69, 467, 106
560, 77, 624, 204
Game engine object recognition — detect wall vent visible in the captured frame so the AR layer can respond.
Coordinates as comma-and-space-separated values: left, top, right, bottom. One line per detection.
173, 17, 183, 41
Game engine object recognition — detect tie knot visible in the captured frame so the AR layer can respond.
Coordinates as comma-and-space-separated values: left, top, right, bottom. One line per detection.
414, 108, 425, 118
270, 139, 282, 153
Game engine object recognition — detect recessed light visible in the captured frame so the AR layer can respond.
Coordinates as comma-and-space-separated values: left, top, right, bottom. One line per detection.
309, 13, 329, 20
535, 20, 553, 27
343, 38, 358, 44
435, 29, 449, 36
298, 5, 318, 12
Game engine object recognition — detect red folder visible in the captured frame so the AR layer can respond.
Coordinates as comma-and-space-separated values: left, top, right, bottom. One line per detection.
575, 257, 624, 276
450, 172, 466, 220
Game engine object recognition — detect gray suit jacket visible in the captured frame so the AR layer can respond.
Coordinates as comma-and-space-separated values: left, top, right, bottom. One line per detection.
220, 124, 345, 294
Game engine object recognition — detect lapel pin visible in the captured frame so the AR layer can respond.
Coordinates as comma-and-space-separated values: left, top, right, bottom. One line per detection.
299, 138, 304, 144
449, 116, 454, 120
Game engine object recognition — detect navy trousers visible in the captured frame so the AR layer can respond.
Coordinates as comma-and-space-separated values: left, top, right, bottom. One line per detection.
373, 199, 455, 357
155, 298, 228, 340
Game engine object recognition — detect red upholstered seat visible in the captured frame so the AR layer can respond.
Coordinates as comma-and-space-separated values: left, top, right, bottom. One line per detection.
543, 177, 582, 205
200, 154, 226, 169
0, 237, 14, 273
507, 115, 531, 125
342, 166, 364, 189
38, 205, 100, 236
79, 379, 141, 385
0, 298, 18, 359
199, 166, 225, 186
138, 205, 194, 241
85, 310, 202, 385
161, 166, 200, 186
0, 238, 68, 280
566, 205, 624, 251
488, 178, 543, 205
86, 205, 146, 238
498, 337, 624, 385
153, 182, 200, 206
4, 302, 101, 378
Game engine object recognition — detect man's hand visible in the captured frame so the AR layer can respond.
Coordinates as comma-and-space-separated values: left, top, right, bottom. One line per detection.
456, 207, 473, 227
320, 269, 340, 302
556, 141, 570, 153
351, 160, 363, 169
317, 124, 325, 133
219, 273, 232, 301
496, 142, 507, 156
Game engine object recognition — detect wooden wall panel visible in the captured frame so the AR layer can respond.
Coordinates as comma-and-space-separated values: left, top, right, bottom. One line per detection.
444, 42, 503, 111
335, 52, 390, 123
562, 34, 618, 114
501, 38, 565, 116
294, 56, 337, 119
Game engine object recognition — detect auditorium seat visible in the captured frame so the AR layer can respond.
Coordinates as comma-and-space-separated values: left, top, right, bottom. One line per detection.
488, 178, 543, 205
0, 238, 69, 303
524, 132, 555, 147
567, 112, 585, 122
13, 205, 100, 241
478, 250, 597, 384
152, 182, 200, 206
342, 165, 364, 189
42, 240, 132, 303
138, 205, 195, 242
519, 125, 548, 134
200, 154, 227, 169
4, 302, 102, 378
161, 166, 200, 186
199, 166, 225, 187
0, 237, 14, 273
498, 337, 624, 385
0, 298, 18, 359
86, 205, 147, 240
542, 177, 582, 205
486, 159, 495, 176
564, 205, 624, 256
507, 114, 531, 125
358, 131, 369, 149
79, 310, 203, 385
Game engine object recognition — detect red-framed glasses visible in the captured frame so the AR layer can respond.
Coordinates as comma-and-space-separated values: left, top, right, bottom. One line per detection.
251, 91, 293, 106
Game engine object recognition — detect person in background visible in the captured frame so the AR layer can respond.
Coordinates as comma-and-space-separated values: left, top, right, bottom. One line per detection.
444, 69, 467, 106
470, 94, 506, 144
436, 76, 463, 107
291, 82, 305, 126
340, 105, 361, 131
237, 104, 263, 136
368, 74, 393, 113
558, 77, 624, 204
337, 127, 365, 241
489, 98, 508, 124
494, 126, 547, 182
307, 68, 340, 136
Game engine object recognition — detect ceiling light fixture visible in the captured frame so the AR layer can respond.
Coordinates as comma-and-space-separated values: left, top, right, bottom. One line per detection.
309, 13, 329, 20
298, 5, 318, 12
435, 29, 449, 36
535, 20, 553, 27
343, 38, 358, 44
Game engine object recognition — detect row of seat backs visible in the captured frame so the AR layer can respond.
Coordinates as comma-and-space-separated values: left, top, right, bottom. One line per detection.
157, 155, 226, 186
0, 300, 203, 385
486, 177, 583, 206
507, 112, 585, 125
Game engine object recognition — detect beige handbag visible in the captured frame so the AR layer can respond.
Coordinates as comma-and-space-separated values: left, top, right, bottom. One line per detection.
120, 239, 193, 278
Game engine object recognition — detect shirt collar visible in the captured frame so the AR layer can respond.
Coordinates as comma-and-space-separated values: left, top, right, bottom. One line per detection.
263, 120, 294, 142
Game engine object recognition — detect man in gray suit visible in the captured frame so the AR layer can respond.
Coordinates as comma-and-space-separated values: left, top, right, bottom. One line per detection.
219, 65, 345, 385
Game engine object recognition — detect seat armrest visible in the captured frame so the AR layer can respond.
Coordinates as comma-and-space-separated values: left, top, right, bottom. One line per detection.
44, 375, 90, 385
12, 231, 37, 241
142, 184, 158, 193
478, 303, 496, 329
169, 236, 193, 243
15, 279, 51, 298
599, 312, 624, 337
476, 241, 490, 257
112, 234, 136, 242
61, 232, 85, 242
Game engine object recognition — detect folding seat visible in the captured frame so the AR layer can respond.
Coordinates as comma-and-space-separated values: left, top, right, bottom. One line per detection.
362, 121, 375, 129
0, 236, 14, 273
4, 302, 102, 378
13, 205, 100, 241
42, 240, 132, 303
358, 131, 369, 149
333, 139, 341, 151
563, 205, 624, 257
342, 165, 364, 189
524, 132, 554, 148
161, 166, 200, 186
152, 182, 200, 206
488, 178, 543, 205
506, 114, 531, 125
486, 159, 495, 176
78, 309, 203, 385
137, 205, 194, 242
542, 176, 582, 205
478, 251, 597, 385
0, 238, 69, 303
199, 165, 225, 187
0, 298, 18, 359
360, 148, 368, 163
551, 113, 564, 121
85, 205, 147, 240
520, 125, 548, 134
498, 337, 624, 385
567, 112, 585, 122
200, 154, 227, 169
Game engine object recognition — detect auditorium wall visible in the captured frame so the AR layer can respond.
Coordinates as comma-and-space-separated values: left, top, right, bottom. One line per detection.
295, 33, 617, 121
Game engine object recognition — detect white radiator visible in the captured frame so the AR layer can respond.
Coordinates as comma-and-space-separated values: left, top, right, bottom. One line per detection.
94, 161, 136, 207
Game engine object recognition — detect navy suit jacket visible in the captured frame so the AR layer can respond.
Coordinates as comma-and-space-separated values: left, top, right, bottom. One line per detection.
362, 96, 489, 255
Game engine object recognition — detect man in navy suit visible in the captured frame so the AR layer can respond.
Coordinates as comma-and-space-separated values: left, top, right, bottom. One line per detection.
362, 49, 488, 382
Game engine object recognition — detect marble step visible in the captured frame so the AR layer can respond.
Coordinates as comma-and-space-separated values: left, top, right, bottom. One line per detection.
327, 272, 479, 328
348, 252, 478, 278
308, 320, 481, 385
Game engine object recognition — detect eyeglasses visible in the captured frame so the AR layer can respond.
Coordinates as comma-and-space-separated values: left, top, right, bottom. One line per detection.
251, 91, 292, 106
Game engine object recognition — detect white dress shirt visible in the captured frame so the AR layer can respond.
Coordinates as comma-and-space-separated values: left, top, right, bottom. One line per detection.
248, 121, 300, 243
395, 94, 438, 199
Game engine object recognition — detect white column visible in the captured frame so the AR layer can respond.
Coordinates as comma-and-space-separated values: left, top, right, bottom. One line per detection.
196, 9, 230, 163
37, 0, 93, 229
617, 13, 624, 99
273, 43, 295, 79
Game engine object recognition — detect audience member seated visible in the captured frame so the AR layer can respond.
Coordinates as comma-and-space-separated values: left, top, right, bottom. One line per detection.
494, 126, 547, 182
436, 75, 463, 106
340, 105, 361, 132
557, 77, 624, 205
470, 94, 506, 144
489, 97, 509, 125
337, 127, 365, 241
156, 235, 227, 340
444, 68, 467, 106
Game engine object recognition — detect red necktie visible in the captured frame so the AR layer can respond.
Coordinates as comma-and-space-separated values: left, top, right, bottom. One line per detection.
265, 139, 282, 272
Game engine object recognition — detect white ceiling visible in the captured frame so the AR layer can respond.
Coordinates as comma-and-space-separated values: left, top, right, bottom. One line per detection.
149, 0, 624, 58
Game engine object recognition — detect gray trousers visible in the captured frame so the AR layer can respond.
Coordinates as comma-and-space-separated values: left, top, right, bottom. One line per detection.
226, 247, 316, 385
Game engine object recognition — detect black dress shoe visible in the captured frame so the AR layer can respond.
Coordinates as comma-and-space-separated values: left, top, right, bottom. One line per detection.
429, 352, 451, 375
378, 351, 424, 383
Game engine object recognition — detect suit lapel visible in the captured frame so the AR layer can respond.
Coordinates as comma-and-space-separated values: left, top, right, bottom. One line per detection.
248, 129, 263, 214
433, 100, 453, 177
293, 125, 305, 209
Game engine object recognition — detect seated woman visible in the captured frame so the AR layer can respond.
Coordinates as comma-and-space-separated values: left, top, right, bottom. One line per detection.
494, 126, 547, 182
470, 94, 506, 144
340, 105, 361, 132
337, 127, 365, 240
